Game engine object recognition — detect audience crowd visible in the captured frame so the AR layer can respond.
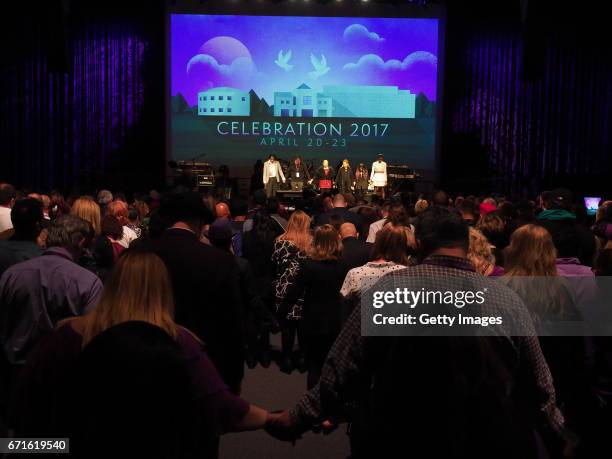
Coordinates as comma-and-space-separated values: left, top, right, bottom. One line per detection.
0, 180, 611, 458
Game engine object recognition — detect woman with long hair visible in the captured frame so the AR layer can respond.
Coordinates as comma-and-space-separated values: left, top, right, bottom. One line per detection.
336, 159, 353, 195
502, 224, 590, 444
278, 224, 344, 388
477, 211, 509, 266
467, 227, 504, 276
341, 224, 411, 299
70, 197, 101, 236
11, 249, 271, 454
272, 210, 312, 373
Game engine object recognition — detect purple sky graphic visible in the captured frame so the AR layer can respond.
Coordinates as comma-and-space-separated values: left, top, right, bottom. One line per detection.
171, 14, 438, 106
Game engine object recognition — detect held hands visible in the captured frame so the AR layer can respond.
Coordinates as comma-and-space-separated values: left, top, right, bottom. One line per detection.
265, 410, 301, 443
265, 410, 338, 443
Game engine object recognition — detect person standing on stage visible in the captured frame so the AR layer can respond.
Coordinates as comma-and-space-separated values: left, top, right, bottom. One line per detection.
371, 154, 388, 199
336, 159, 353, 195
354, 162, 369, 196
288, 156, 311, 190
263, 154, 285, 198
315, 160, 335, 193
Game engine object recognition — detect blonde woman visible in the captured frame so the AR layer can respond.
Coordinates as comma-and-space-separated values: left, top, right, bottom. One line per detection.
502, 224, 577, 321
272, 210, 312, 372
467, 227, 504, 276
278, 224, 344, 388
70, 197, 101, 235
13, 250, 271, 442
502, 225, 588, 434
414, 199, 429, 215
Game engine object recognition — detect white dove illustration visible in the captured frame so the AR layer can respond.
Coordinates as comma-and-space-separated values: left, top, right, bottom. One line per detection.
275, 49, 293, 71
309, 53, 330, 79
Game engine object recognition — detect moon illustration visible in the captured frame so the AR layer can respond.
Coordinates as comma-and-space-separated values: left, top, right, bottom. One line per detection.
198, 36, 252, 65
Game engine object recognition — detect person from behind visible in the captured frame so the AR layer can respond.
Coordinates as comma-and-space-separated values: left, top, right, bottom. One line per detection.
139, 192, 244, 393
467, 227, 504, 276
340, 224, 410, 303
592, 201, 612, 249
277, 224, 344, 389
107, 200, 138, 248
70, 197, 101, 236
338, 222, 372, 277
0, 198, 45, 278
10, 250, 271, 458
537, 188, 596, 266
366, 202, 412, 243
96, 189, 113, 217
458, 199, 478, 226
0, 215, 103, 365
502, 224, 599, 453
272, 210, 312, 373
269, 207, 569, 459
0, 183, 16, 234
477, 211, 509, 266
315, 193, 361, 228
208, 218, 273, 371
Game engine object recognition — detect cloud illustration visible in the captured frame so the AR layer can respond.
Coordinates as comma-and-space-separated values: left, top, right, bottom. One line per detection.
342, 51, 438, 100
186, 54, 266, 93
343, 51, 437, 72
343, 24, 385, 44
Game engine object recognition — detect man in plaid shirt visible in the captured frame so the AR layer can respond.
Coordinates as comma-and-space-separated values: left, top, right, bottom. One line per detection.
268, 207, 571, 458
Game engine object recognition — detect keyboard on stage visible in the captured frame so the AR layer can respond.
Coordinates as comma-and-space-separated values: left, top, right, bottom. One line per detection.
387, 165, 420, 180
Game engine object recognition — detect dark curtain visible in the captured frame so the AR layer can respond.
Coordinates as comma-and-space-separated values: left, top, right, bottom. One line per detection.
0, 1, 166, 194
441, 2, 611, 196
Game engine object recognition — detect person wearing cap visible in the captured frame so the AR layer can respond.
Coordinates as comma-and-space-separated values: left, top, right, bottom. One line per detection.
537, 188, 596, 266
139, 192, 244, 393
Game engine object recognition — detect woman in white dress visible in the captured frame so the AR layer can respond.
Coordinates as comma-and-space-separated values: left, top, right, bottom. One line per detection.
370, 154, 387, 199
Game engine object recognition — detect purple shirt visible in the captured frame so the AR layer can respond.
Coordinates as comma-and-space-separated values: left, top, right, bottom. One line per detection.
555, 257, 599, 309
556, 257, 595, 277
11, 323, 249, 436
0, 247, 103, 364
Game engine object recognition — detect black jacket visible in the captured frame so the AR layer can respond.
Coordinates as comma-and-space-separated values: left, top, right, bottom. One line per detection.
315, 207, 362, 229
279, 259, 343, 335
538, 216, 596, 266
140, 228, 244, 392
336, 166, 353, 191
288, 162, 311, 181
339, 237, 372, 276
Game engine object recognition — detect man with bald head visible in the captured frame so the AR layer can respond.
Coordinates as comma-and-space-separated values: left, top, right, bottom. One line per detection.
338, 222, 372, 276
213, 201, 242, 256
315, 193, 361, 228
215, 202, 231, 219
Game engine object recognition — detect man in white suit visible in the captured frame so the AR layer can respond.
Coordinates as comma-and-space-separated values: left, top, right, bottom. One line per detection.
263, 154, 285, 198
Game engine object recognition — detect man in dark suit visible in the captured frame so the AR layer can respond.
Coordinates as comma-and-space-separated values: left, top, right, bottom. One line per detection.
288, 156, 311, 191
338, 222, 372, 276
140, 192, 244, 393
315, 194, 361, 229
